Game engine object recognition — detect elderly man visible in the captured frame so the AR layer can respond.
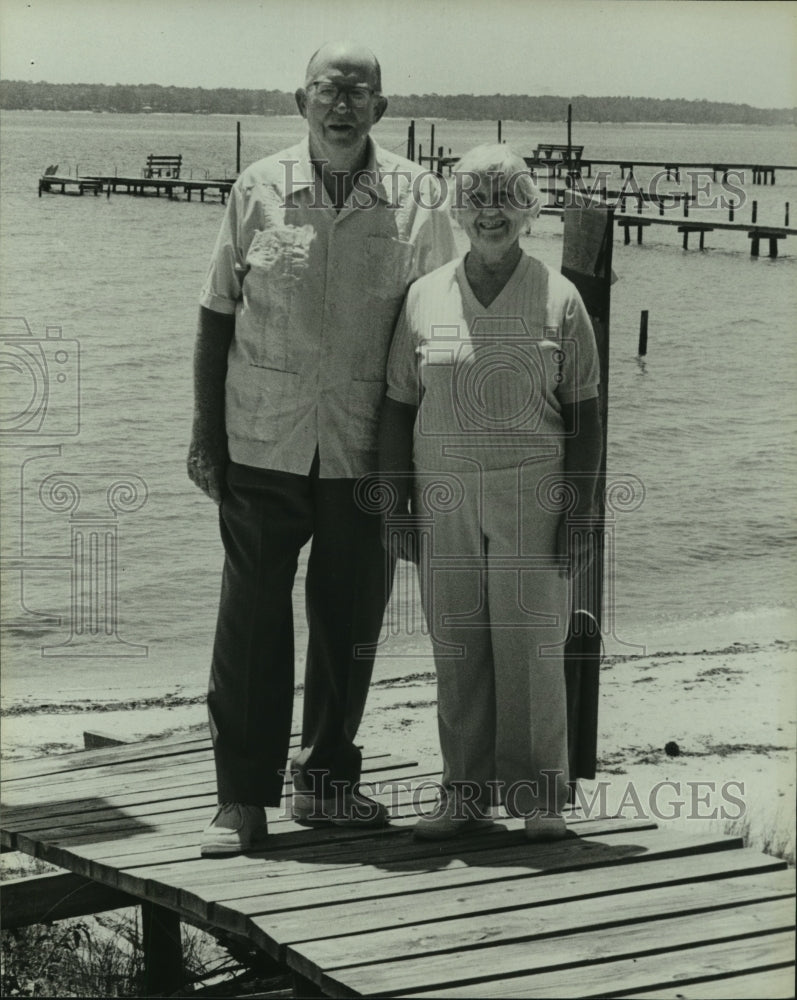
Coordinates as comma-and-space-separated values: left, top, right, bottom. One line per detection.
189, 41, 455, 856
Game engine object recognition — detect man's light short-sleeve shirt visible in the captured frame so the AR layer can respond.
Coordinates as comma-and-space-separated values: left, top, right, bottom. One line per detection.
200, 138, 456, 478
386, 254, 599, 473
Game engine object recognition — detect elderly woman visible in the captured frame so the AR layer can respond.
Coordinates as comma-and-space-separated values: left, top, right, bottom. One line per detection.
378, 145, 602, 841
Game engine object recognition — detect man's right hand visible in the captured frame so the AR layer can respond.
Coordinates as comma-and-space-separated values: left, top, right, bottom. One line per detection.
187, 437, 227, 504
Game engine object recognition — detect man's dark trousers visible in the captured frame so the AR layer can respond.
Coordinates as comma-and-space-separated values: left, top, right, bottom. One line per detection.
208, 458, 393, 806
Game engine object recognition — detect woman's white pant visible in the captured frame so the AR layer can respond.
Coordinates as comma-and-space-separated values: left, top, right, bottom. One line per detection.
415, 459, 570, 816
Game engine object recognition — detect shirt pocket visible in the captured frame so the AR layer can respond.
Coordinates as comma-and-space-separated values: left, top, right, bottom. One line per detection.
227, 365, 300, 443
364, 236, 415, 302
240, 225, 315, 367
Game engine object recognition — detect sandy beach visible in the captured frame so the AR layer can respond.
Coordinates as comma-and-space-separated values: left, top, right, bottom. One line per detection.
3, 607, 795, 863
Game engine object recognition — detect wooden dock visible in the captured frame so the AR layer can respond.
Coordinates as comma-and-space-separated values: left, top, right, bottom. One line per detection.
2, 732, 794, 998
38, 172, 233, 203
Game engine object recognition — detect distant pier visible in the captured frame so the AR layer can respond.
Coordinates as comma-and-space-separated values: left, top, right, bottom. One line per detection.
406, 119, 797, 258
38, 171, 233, 203
38, 152, 233, 203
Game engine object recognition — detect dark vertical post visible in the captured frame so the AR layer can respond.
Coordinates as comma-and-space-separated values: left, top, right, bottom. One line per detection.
437, 145, 445, 178
752, 200, 758, 224
236, 120, 241, 175
498, 119, 502, 143
785, 203, 790, 227
430, 123, 435, 162
141, 903, 183, 998
561, 203, 614, 782
566, 102, 572, 172
638, 310, 648, 356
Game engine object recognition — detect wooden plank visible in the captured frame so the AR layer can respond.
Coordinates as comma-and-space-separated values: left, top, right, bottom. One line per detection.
0, 870, 136, 928
246, 851, 788, 947
1, 750, 218, 801
2, 790, 218, 832
317, 899, 795, 997
2, 762, 443, 833
2, 762, 217, 815
286, 869, 795, 973
241, 831, 745, 954
409, 932, 796, 998
1, 749, 410, 806
2, 732, 213, 780
618, 964, 795, 999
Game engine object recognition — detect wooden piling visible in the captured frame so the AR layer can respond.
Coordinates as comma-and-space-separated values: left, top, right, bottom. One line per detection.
638, 310, 649, 356
786, 203, 790, 227
752, 200, 758, 224
498, 119, 502, 143
236, 121, 241, 175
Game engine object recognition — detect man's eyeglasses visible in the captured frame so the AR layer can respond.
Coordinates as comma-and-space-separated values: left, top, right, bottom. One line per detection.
308, 82, 378, 108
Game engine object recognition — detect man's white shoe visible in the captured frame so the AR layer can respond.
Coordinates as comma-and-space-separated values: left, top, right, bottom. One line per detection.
414, 793, 494, 841
200, 803, 268, 856
524, 812, 569, 842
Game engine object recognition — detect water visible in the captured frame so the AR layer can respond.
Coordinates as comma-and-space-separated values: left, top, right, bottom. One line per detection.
1, 111, 796, 704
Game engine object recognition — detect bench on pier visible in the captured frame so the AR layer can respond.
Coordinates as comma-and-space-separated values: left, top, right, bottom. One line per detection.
616, 217, 652, 244
533, 144, 585, 178
748, 229, 787, 258
534, 143, 584, 164
678, 223, 714, 250
143, 154, 182, 179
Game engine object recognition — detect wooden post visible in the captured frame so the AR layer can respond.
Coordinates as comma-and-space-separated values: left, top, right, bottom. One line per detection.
141, 902, 184, 998
785, 203, 790, 227
560, 203, 614, 781
729, 204, 734, 222
566, 102, 572, 173
437, 145, 445, 178
236, 120, 241, 175
430, 123, 435, 162
497, 119, 502, 143
407, 119, 415, 161
638, 310, 649, 356
752, 200, 758, 224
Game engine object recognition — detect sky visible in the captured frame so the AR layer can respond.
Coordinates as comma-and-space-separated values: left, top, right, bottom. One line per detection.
0, 0, 795, 108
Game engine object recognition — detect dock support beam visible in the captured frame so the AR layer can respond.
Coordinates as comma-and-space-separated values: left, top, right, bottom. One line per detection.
141, 901, 184, 998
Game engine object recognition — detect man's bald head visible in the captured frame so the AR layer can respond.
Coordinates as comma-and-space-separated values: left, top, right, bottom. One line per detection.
304, 41, 382, 93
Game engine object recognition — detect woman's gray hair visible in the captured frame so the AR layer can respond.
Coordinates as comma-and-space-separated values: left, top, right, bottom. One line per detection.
449, 144, 541, 222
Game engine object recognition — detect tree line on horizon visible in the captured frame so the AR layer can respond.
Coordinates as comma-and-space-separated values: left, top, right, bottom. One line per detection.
0, 80, 794, 124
